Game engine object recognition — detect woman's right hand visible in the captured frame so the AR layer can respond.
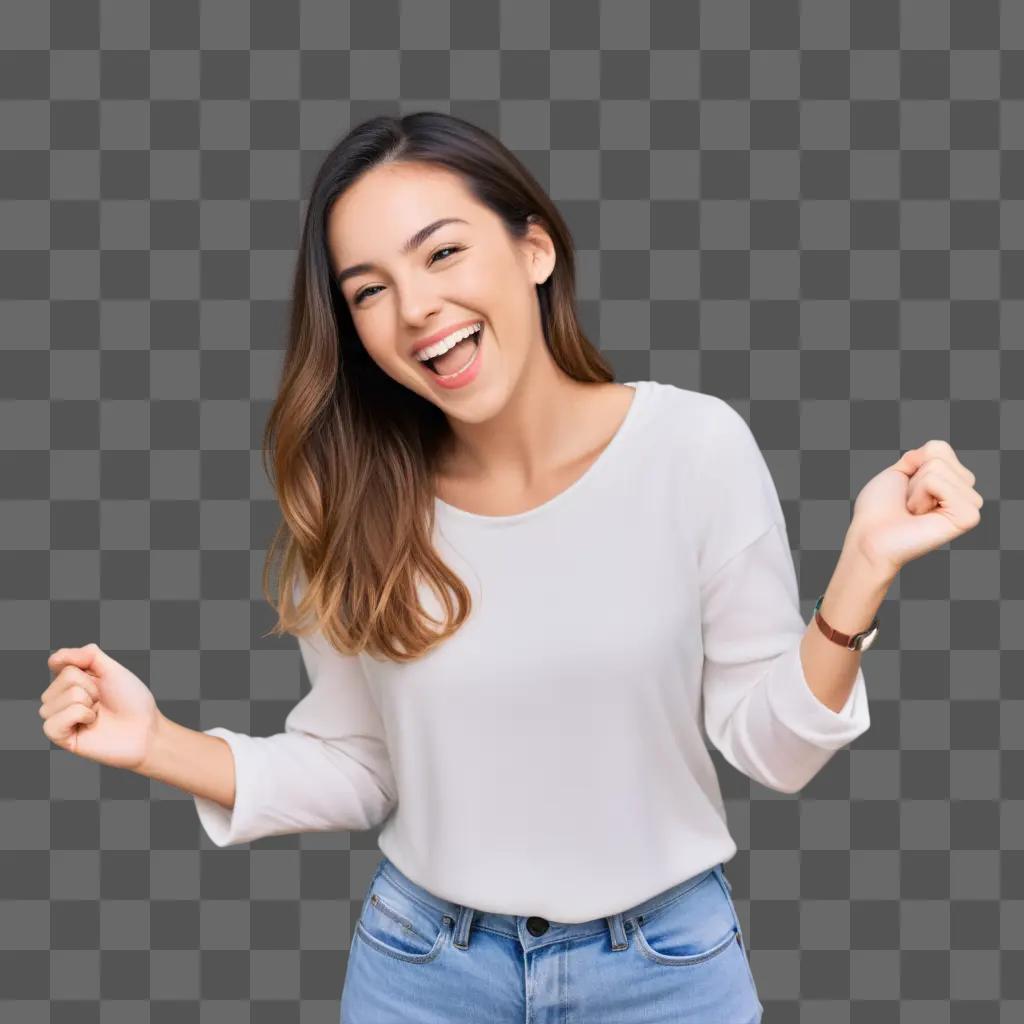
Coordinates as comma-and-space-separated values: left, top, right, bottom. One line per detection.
41, 643, 162, 771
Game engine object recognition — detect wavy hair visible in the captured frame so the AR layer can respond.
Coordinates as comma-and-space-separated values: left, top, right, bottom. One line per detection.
262, 111, 615, 662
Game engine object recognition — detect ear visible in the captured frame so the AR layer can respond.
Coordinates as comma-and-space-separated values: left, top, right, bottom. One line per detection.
523, 214, 556, 286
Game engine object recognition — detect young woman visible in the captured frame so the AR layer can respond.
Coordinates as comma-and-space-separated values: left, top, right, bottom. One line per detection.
41, 112, 982, 1023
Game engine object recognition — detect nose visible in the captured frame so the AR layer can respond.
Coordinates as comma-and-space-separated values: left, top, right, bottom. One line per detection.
396, 282, 445, 330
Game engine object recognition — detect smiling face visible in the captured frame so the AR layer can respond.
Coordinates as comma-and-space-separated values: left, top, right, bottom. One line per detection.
326, 161, 555, 418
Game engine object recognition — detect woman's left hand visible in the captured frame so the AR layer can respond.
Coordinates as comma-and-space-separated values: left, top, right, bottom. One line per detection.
847, 439, 984, 581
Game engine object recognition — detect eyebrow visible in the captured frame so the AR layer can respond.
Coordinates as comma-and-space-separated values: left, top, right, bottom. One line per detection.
335, 217, 470, 288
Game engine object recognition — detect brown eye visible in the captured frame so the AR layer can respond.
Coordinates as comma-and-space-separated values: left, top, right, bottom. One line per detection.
353, 284, 382, 305
428, 245, 463, 265
352, 245, 465, 306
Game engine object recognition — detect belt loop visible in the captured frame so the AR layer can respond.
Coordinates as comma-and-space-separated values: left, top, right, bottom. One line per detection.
606, 912, 628, 951
452, 904, 474, 949
713, 862, 733, 896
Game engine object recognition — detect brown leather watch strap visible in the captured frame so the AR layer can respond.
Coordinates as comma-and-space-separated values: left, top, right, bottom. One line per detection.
813, 594, 879, 651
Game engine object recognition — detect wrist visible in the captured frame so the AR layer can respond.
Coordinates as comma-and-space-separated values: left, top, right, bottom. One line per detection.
818, 541, 893, 639
844, 527, 899, 588
136, 709, 172, 778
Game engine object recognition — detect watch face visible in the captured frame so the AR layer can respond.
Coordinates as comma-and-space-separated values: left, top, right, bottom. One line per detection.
858, 627, 878, 652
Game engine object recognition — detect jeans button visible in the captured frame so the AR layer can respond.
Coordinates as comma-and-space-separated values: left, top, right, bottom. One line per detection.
526, 916, 549, 936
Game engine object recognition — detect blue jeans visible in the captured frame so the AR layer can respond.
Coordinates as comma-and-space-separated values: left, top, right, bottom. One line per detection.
340, 854, 763, 1023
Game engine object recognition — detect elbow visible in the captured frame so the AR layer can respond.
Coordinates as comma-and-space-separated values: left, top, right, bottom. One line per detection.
706, 715, 807, 796
769, 776, 807, 796
757, 754, 840, 795
740, 763, 808, 795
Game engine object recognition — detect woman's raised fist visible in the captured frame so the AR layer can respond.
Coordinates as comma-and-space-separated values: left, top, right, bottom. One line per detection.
41, 643, 162, 771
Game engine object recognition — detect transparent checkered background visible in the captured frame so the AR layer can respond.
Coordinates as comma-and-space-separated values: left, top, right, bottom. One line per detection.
2, 0, 1020, 1021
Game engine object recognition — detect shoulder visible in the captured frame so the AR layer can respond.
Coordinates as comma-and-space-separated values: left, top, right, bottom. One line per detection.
635, 383, 772, 500
641, 381, 745, 454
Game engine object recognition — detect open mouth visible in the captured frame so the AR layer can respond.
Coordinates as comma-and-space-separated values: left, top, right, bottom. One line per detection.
418, 324, 482, 379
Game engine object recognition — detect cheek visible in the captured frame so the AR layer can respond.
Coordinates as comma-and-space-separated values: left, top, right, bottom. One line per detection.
351, 328, 395, 373
366, 342, 401, 374
351, 316, 389, 354
354, 329, 428, 389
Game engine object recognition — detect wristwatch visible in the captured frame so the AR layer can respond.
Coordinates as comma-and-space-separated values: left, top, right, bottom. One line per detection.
813, 594, 880, 652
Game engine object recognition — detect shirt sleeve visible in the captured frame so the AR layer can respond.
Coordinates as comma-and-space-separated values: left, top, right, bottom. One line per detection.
697, 401, 871, 795
193, 598, 397, 847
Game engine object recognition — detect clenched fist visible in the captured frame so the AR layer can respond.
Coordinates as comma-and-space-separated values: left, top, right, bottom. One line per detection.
41, 642, 162, 771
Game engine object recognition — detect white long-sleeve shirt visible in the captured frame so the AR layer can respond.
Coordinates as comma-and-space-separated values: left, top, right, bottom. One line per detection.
192, 380, 871, 923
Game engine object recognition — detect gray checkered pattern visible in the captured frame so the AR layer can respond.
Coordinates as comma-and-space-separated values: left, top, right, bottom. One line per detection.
2, 0, 1018, 1020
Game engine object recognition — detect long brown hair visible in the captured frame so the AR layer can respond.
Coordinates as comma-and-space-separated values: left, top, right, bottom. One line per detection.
262, 111, 614, 662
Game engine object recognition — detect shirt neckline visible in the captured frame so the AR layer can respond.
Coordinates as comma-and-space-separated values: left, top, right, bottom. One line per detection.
434, 380, 648, 527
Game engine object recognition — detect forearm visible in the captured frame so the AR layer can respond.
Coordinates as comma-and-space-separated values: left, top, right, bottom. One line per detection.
799, 537, 894, 714
135, 712, 236, 811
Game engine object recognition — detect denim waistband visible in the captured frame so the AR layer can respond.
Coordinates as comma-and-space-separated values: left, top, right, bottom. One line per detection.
373, 855, 733, 953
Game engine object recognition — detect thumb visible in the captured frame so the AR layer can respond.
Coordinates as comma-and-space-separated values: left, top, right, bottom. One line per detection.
47, 642, 114, 680
891, 447, 926, 479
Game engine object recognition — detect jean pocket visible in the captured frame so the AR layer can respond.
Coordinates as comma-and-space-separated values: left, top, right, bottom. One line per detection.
354, 868, 452, 965
631, 869, 740, 967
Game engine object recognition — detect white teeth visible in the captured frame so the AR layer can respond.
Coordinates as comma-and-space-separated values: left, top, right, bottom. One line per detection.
414, 322, 482, 362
